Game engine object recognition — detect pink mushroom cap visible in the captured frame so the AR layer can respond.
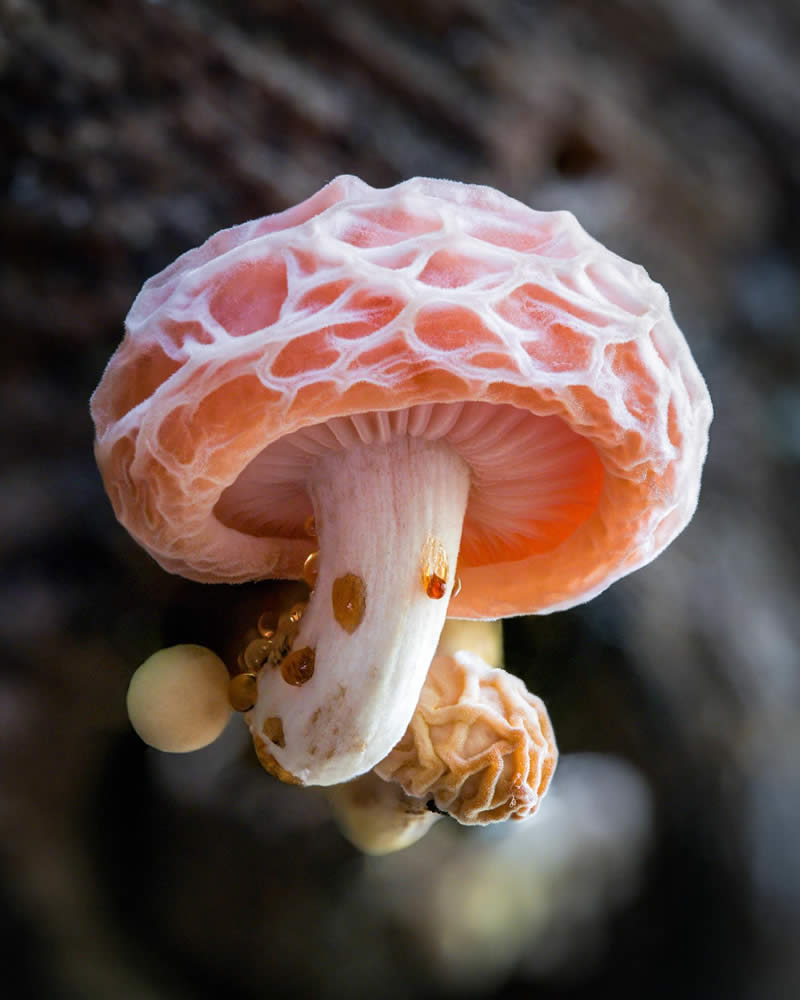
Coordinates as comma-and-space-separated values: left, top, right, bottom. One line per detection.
91, 174, 712, 618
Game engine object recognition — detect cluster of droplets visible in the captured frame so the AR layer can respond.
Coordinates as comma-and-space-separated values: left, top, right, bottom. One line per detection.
231, 513, 459, 713
229, 517, 321, 712
230, 600, 309, 709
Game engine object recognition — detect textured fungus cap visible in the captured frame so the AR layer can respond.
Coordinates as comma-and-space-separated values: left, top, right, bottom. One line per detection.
92, 175, 711, 786
92, 174, 710, 618
376, 650, 557, 824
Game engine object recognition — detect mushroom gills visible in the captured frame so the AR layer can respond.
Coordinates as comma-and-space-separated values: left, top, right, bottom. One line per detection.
247, 435, 470, 786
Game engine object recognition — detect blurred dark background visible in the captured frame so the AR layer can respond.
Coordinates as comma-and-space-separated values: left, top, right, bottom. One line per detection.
2, 1, 799, 997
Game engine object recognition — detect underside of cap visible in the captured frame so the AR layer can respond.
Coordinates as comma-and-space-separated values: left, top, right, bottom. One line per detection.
214, 400, 604, 581
91, 175, 712, 617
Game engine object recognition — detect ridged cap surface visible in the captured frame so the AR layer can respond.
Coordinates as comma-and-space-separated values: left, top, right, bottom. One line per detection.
91, 175, 712, 616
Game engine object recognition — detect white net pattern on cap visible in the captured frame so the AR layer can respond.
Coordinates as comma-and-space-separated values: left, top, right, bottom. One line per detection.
91, 175, 711, 613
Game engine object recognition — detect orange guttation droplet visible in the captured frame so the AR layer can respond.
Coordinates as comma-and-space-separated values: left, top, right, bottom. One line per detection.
304, 515, 317, 539
257, 613, 276, 639
421, 534, 449, 600
331, 573, 367, 633
253, 734, 302, 785
268, 602, 306, 666
281, 646, 315, 686
244, 637, 272, 672
303, 550, 320, 587
229, 672, 258, 711
263, 716, 285, 747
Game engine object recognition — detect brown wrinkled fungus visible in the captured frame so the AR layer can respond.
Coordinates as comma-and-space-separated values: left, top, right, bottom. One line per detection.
375, 650, 557, 824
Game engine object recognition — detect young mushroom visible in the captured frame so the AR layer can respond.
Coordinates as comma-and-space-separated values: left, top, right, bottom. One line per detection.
374, 648, 557, 824
328, 620, 554, 852
326, 769, 443, 856
126, 645, 232, 753
434, 618, 504, 668
91, 175, 712, 788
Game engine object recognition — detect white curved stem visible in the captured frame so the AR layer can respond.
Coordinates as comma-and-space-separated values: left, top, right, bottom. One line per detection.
248, 435, 470, 785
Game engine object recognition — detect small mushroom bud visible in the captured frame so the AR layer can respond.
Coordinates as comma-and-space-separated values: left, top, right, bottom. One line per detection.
126, 644, 232, 752
326, 770, 441, 855
435, 618, 504, 667
375, 650, 557, 824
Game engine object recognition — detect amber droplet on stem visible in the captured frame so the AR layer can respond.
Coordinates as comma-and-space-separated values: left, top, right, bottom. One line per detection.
263, 716, 285, 747
229, 672, 258, 712
281, 646, 315, 686
303, 550, 320, 587
257, 614, 275, 639
420, 534, 449, 600
244, 637, 272, 672
331, 573, 366, 633
253, 735, 302, 785
268, 602, 306, 665
304, 515, 317, 538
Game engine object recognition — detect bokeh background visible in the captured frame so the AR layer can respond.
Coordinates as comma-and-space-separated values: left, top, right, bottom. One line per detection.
2, 1, 799, 997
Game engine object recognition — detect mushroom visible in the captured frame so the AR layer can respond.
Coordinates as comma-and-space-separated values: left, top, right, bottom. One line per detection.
91, 175, 712, 788
329, 619, 553, 850
126, 644, 232, 753
434, 617, 504, 667
326, 770, 442, 856
374, 648, 557, 824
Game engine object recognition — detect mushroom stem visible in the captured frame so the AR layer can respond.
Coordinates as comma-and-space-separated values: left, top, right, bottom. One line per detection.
248, 436, 471, 786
